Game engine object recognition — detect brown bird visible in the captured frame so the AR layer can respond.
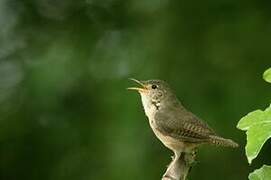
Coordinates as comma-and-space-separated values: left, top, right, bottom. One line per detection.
128, 79, 238, 179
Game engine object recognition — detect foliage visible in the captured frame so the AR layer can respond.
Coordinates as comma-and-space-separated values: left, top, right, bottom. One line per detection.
237, 68, 271, 179
249, 165, 271, 180
263, 68, 271, 83
237, 105, 271, 164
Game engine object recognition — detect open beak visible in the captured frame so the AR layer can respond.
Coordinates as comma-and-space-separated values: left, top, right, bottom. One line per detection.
127, 78, 148, 93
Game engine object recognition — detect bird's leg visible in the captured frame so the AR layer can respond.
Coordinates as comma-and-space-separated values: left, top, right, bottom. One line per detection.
185, 149, 198, 167
183, 148, 198, 177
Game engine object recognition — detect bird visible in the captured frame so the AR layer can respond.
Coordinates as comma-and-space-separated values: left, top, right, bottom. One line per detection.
127, 78, 238, 179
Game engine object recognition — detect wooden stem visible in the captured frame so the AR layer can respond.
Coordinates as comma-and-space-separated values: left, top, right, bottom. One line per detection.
162, 150, 197, 180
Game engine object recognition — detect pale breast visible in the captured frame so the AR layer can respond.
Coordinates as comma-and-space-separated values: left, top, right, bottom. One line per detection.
140, 94, 184, 151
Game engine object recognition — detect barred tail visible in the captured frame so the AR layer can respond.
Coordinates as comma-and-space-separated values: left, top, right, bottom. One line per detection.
208, 135, 239, 148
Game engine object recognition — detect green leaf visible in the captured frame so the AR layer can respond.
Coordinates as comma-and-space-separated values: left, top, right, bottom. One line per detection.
249, 165, 271, 180
237, 105, 271, 164
263, 68, 271, 83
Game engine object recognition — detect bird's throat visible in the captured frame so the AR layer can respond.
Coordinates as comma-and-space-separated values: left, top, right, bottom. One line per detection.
140, 94, 158, 119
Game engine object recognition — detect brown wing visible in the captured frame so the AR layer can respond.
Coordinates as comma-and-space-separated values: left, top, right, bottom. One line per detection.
154, 105, 216, 143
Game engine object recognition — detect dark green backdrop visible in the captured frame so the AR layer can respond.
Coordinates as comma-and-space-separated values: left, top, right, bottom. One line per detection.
0, 0, 270, 179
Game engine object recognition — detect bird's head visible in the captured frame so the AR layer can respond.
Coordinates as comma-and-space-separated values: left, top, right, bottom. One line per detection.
127, 78, 173, 111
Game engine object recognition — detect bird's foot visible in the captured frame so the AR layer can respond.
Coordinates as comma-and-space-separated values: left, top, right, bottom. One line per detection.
184, 149, 197, 166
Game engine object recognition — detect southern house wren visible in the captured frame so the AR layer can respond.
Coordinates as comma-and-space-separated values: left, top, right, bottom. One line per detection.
128, 79, 238, 179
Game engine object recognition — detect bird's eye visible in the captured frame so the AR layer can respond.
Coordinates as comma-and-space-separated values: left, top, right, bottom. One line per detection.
151, 84, 157, 89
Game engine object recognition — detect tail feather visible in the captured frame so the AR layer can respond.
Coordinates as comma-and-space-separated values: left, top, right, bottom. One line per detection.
208, 135, 239, 148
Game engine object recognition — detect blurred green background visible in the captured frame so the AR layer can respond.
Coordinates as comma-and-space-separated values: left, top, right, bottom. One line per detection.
0, 0, 271, 179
